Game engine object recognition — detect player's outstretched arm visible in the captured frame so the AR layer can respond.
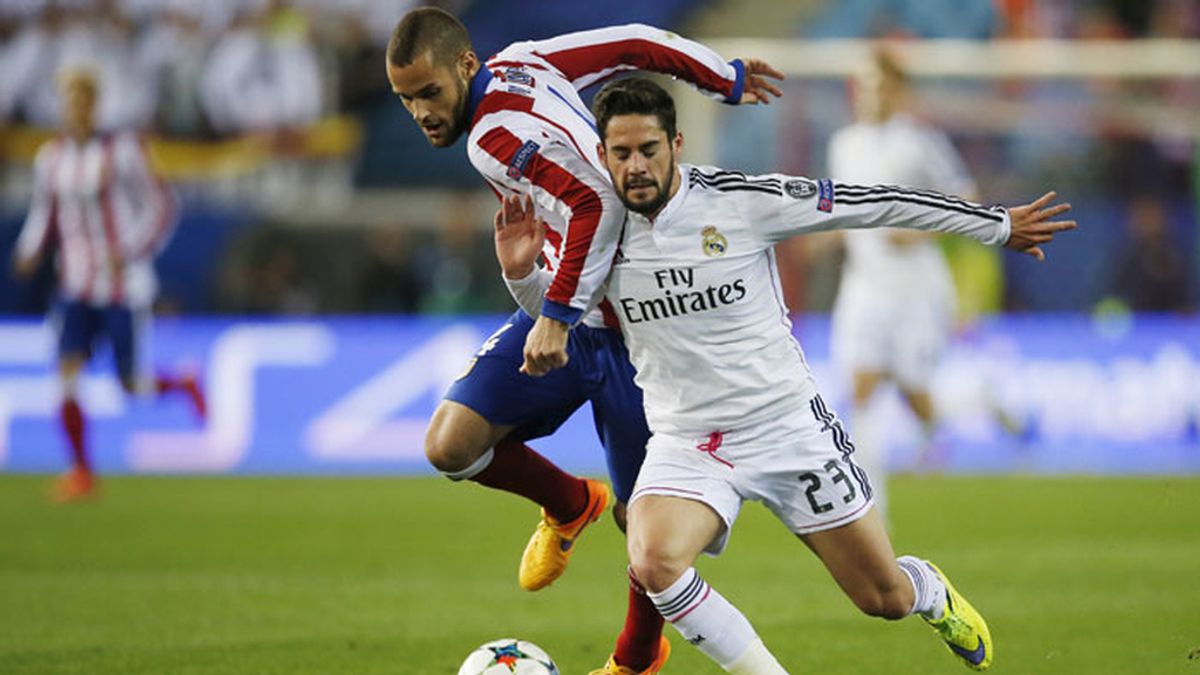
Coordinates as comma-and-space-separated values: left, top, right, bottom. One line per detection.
1003, 191, 1077, 261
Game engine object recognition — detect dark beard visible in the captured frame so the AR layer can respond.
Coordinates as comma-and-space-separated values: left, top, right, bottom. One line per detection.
437, 78, 471, 147
619, 157, 676, 216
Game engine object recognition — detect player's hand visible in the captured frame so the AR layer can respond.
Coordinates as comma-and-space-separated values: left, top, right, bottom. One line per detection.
737, 58, 785, 105
1004, 191, 1077, 261
520, 315, 569, 377
494, 194, 545, 279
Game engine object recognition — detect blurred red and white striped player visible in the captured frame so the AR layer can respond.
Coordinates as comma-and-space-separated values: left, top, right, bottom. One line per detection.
12, 68, 205, 503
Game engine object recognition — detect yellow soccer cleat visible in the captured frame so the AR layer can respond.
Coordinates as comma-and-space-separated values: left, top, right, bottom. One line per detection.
922, 562, 993, 670
589, 636, 672, 675
518, 478, 612, 591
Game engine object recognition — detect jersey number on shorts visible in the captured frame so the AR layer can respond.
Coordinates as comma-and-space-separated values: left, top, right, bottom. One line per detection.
797, 459, 858, 514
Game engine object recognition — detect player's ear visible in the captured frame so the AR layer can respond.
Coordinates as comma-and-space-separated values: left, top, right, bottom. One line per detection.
596, 141, 607, 164
458, 50, 479, 79
673, 131, 684, 155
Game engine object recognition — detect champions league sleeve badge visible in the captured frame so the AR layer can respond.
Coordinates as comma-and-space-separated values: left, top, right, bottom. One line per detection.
701, 226, 729, 257
784, 179, 817, 199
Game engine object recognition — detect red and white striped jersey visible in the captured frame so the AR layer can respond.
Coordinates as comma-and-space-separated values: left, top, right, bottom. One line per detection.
15, 132, 176, 309
466, 23, 745, 328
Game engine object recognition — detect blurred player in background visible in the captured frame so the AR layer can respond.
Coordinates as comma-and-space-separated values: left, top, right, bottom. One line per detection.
828, 48, 983, 511
497, 77, 1075, 674
11, 68, 204, 502
385, 8, 782, 673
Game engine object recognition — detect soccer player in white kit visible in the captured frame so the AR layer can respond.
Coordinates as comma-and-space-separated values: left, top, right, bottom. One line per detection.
496, 78, 1075, 673
11, 68, 204, 502
828, 48, 985, 508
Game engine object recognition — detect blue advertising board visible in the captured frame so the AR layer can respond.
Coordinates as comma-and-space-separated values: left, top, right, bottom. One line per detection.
1, 314, 1198, 475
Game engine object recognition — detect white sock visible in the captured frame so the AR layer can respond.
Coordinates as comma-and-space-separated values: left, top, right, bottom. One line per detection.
442, 447, 493, 481
896, 555, 948, 619
648, 567, 766, 671
727, 638, 789, 674
850, 402, 887, 515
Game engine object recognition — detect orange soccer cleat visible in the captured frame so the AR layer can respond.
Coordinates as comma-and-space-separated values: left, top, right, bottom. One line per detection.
518, 477, 611, 591
51, 468, 98, 503
589, 636, 672, 675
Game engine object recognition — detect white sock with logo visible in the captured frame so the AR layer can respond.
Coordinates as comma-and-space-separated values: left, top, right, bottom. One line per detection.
897, 555, 948, 619
648, 567, 784, 672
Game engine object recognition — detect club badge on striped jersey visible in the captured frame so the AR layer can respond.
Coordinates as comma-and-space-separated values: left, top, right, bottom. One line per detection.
785, 179, 817, 199
701, 226, 728, 257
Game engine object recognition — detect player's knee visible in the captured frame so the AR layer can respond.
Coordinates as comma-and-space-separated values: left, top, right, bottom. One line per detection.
627, 541, 688, 594
423, 423, 479, 474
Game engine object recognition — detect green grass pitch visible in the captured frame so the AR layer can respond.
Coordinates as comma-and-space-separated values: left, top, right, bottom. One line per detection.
1, 474, 1197, 674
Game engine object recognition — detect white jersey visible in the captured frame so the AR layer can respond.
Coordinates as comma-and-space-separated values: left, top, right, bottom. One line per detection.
828, 113, 977, 300
604, 165, 1008, 436
467, 24, 745, 328
15, 132, 176, 309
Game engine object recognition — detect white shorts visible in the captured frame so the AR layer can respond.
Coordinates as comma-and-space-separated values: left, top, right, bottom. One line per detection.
830, 286, 950, 390
629, 394, 875, 556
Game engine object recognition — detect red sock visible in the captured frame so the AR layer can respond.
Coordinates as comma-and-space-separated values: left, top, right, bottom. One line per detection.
156, 375, 179, 393
59, 398, 90, 473
613, 566, 666, 670
471, 439, 588, 522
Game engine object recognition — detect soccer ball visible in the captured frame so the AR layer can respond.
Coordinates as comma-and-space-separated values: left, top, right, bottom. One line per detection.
457, 638, 559, 674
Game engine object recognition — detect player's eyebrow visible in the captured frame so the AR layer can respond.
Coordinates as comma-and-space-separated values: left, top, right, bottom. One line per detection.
397, 82, 440, 100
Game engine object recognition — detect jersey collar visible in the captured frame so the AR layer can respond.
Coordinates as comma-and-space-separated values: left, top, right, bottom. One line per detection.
465, 66, 494, 128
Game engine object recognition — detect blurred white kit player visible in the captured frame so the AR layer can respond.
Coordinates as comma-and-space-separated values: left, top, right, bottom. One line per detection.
828, 49, 978, 509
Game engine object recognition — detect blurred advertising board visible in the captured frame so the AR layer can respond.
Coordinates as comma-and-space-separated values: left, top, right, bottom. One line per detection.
1, 314, 1197, 475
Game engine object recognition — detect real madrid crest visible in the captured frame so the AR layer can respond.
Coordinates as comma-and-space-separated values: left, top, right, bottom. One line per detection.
701, 226, 728, 257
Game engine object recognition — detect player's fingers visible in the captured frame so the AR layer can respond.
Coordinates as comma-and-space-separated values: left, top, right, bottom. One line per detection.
749, 59, 786, 80
523, 193, 534, 216
1037, 202, 1072, 220
759, 79, 784, 98
1026, 246, 1045, 262
1036, 219, 1077, 232
1028, 190, 1057, 211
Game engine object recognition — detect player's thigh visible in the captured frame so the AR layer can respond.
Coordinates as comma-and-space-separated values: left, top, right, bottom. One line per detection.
629, 432, 743, 558
831, 293, 891, 379
55, 300, 98, 364
103, 306, 141, 390
627, 494, 725, 591
438, 312, 587, 451
893, 317, 946, 392
425, 400, 515, 466
588, 331, 651, 504
797, 507, 908, 602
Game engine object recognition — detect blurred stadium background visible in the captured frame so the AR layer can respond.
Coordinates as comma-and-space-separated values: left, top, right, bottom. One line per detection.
1, 1, 1198, 673
2, 0, 1197, 476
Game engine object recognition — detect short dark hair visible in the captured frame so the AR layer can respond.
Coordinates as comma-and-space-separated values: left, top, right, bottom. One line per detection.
593, 77, 677, 143
387, 7, 472, 68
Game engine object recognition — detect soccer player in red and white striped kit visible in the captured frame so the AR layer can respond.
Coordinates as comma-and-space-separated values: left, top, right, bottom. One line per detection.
12, 68, 205, 502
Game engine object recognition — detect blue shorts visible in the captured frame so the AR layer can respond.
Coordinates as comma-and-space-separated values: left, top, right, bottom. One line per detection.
56, 300, 141, 380
445, 311, 650, 503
